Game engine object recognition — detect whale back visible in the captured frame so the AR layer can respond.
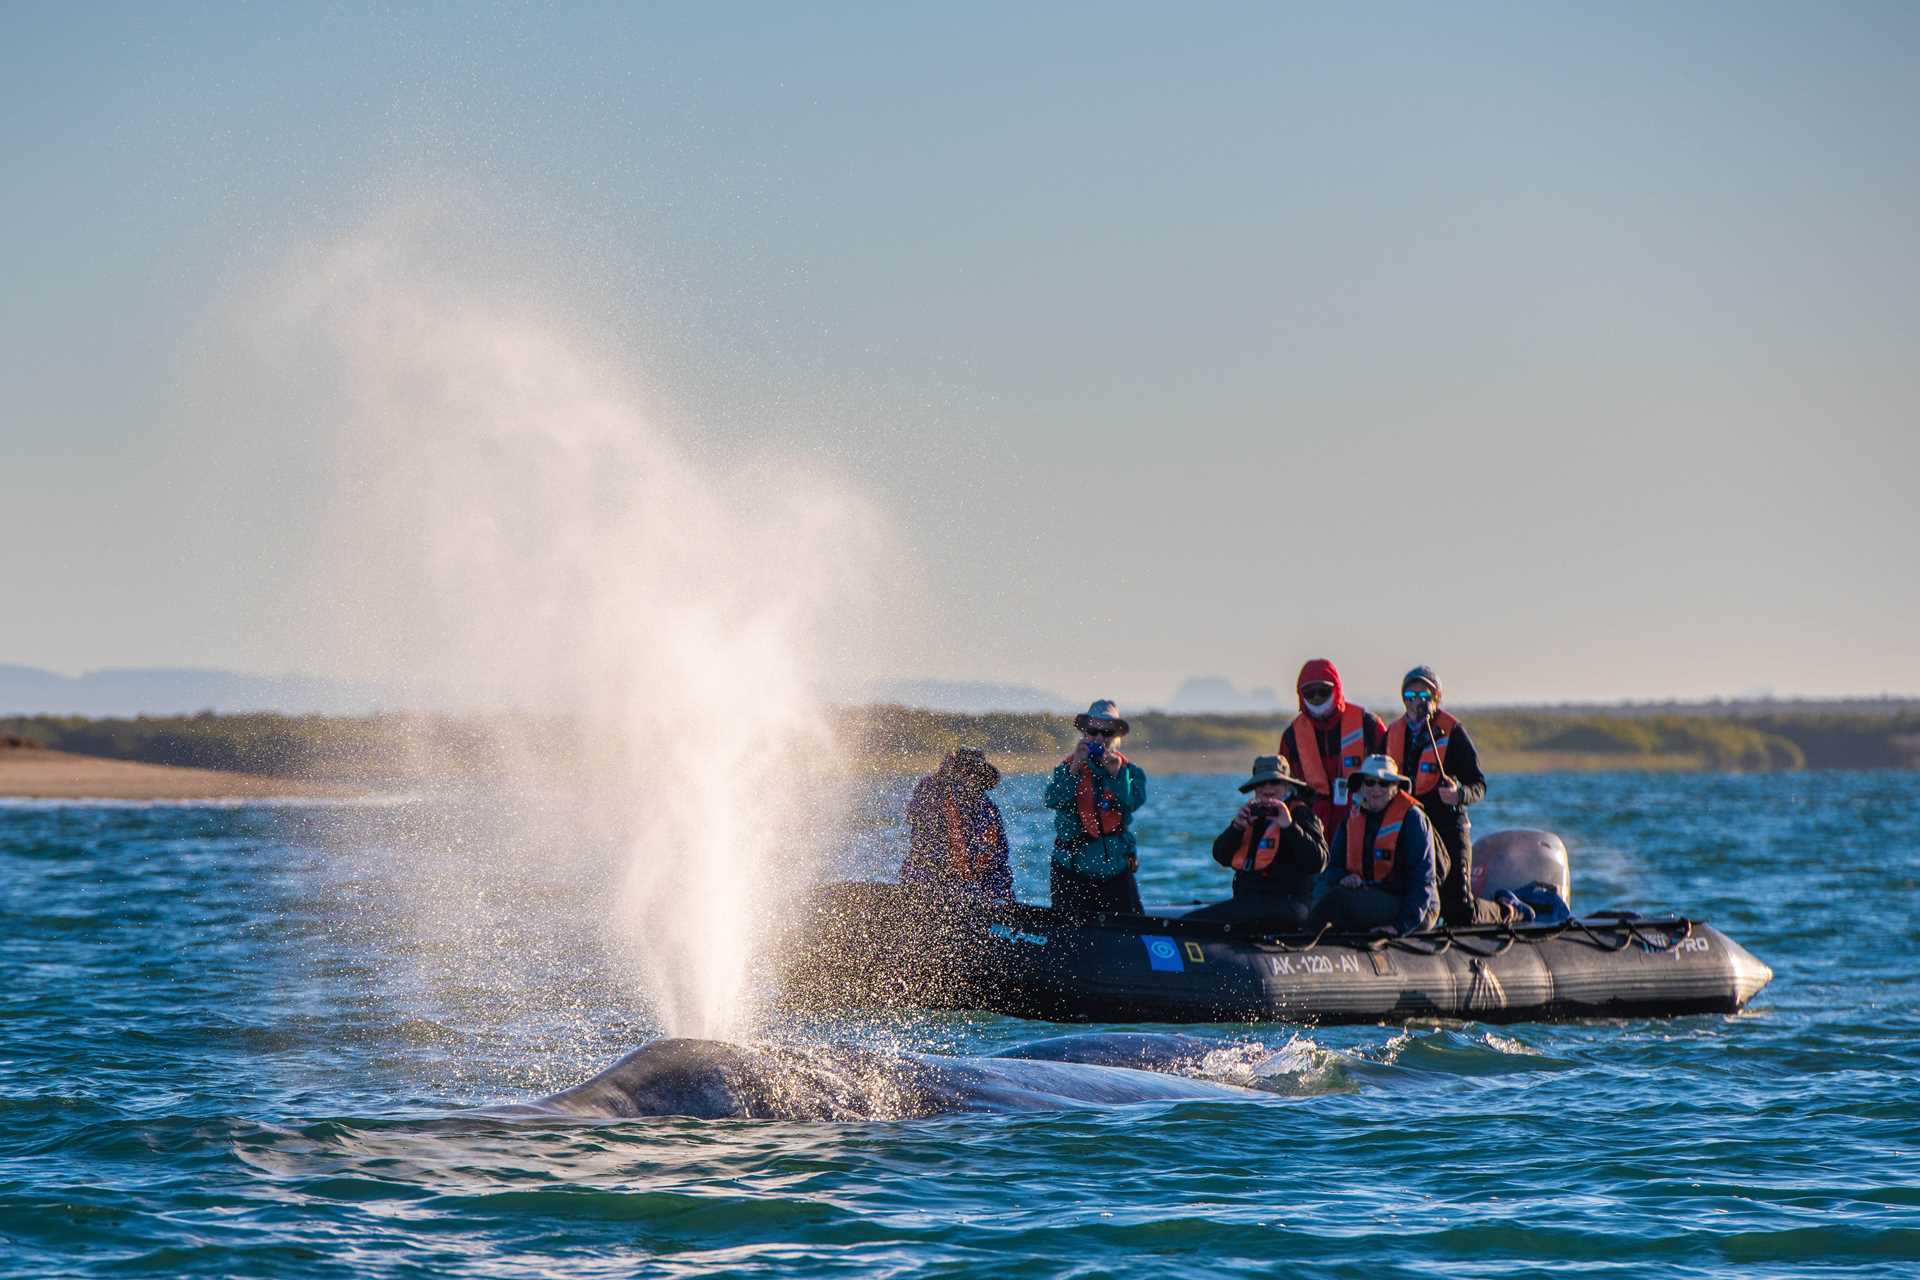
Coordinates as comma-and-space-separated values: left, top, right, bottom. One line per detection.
537, 1038, 756, 1119
536, 1037, 950, 1121
530, 1034, 1261, 1121
991, 1031, 1219, 1072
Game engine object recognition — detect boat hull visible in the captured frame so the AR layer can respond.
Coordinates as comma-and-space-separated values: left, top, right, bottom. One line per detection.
780, 882, 1773, 1026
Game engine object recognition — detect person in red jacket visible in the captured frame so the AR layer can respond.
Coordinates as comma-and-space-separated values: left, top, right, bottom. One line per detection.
1278, 658, 1386, 835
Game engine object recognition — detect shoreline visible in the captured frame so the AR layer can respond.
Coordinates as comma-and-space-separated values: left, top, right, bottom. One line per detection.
0, 745, 1752, 800
0, 748, 367, 801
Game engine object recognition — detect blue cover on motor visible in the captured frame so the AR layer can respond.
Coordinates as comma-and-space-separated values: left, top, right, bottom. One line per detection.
1512, 882, 1573, 925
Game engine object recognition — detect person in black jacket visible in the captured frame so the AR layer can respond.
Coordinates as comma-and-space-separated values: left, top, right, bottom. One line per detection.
1385, 665, 1524, 926
1185, 755, 1327, 930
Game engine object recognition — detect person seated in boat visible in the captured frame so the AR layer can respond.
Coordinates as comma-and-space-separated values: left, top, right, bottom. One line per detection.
1185, 755, 1327, 931
899, 747, 1014, 905
1043, 700, 1147, 917
1308, 754, 1440, 937
1386, 665, 1527, 925
1279, 658, 1387, 837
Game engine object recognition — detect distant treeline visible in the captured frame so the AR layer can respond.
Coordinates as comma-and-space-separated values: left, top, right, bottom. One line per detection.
886, 706, 1920, 770
829, 708, 1881, 771
6, 705, 1919, 778
0, 712, 499, 782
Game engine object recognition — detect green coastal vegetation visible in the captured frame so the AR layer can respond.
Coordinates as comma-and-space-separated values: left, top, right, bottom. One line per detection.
5, 703, 1919, 781
832, 705, 1920, 773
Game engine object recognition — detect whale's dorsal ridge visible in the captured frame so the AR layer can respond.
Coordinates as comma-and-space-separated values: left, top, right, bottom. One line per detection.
529, 1032, 1264, 1122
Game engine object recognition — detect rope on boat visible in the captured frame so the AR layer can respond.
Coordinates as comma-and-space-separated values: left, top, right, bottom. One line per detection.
1161, 913, 1696, 958
1623, 917, 1694, 953
1447, 923, 1519, 957
1271, 923, 1333, 953
1567, 917, 1637, 953
832, 883, 1705, 959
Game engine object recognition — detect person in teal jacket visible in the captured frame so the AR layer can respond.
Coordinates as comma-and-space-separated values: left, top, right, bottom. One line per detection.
1043, 699, 1147, 917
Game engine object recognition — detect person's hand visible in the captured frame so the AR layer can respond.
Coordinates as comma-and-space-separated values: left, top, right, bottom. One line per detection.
1232, 802, 1254, 827
1271, 804, 1292, 829
1100, 750, 1123, 776
1069, 740, 1089, 766
1370, 925, 1399, 938
1340, 873, 1362, 889
1437, 781, 1461, 805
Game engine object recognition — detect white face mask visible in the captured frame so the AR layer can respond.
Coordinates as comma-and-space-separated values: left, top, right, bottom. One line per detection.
1304, 695, 1335, 717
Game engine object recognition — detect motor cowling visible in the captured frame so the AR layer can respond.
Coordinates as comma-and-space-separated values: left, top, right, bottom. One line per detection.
1473, 828, 1573, 909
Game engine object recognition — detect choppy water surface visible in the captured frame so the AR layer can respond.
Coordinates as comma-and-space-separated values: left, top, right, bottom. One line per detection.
4, 772, 1917, 1277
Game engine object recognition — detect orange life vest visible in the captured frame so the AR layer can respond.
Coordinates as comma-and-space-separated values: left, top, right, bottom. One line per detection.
1344, 790, 1415, 883
1385, 710, 1461, 797
1288, 706, 1368, 796
943, 788, 1005, 878
1226, 808, 1296, 873
1073, 755, 1130, 839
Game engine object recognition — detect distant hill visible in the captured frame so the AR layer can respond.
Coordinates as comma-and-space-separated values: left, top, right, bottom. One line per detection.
1167, 676, 1285, 713
863, 679, 1073, 714
0, 665, 392, 716
8, 660, 1916, 727
8, 701, 1919, 779
0, 663, 1077, 718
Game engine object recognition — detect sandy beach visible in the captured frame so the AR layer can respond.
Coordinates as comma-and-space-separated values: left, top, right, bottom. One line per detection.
0, 745, 360, 800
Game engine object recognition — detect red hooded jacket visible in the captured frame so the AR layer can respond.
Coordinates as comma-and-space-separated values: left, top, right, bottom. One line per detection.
1277, 658, 1386, 834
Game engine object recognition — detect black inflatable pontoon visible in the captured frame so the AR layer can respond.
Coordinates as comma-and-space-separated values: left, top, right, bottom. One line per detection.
782, 882, 1773, 1027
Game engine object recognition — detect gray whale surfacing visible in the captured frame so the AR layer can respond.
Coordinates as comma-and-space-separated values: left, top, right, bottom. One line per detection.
524, 1033, 1260, 1121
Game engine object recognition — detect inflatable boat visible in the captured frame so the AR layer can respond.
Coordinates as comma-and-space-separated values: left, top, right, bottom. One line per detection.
780, 830, 1773, 1026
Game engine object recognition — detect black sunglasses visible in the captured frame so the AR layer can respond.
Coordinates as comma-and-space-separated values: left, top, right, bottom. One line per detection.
1301, 684, 1335, 698
1357, 778, 1397, 789
1083, 728, 1117, 739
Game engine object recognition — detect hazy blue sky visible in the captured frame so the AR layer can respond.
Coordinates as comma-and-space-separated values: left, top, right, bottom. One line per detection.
4, 2, 1916, 706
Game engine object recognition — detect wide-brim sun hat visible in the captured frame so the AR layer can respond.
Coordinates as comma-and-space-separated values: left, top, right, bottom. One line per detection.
944, 746, 1001, 789
1072, 699, 1130, 735
1239, 754, 1308, 793
1346, 753, 1413, 789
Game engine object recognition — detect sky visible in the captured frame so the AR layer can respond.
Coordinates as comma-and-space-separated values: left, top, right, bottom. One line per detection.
3, 2, 1917, 708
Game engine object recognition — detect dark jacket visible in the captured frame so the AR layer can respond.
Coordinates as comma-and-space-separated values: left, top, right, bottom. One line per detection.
1043, 757, 1147, 880
1279, 709, 1387, 833
1322, 801, 1441, 935
1211, 798, 1326, 900
900, 775, 1014, 904
1388, 715, 1487, 867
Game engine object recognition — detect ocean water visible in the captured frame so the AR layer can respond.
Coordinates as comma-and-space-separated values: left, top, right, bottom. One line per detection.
3, 771, 1917, 1278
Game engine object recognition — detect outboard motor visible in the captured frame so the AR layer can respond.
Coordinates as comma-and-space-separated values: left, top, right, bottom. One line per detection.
1473, 829, 1573, 916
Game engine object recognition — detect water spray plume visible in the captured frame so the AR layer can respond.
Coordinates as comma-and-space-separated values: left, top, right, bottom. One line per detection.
263, 213, 890, 1042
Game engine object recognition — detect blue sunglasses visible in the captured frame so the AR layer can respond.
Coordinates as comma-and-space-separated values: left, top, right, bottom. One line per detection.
1402, 689, 1434, 702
